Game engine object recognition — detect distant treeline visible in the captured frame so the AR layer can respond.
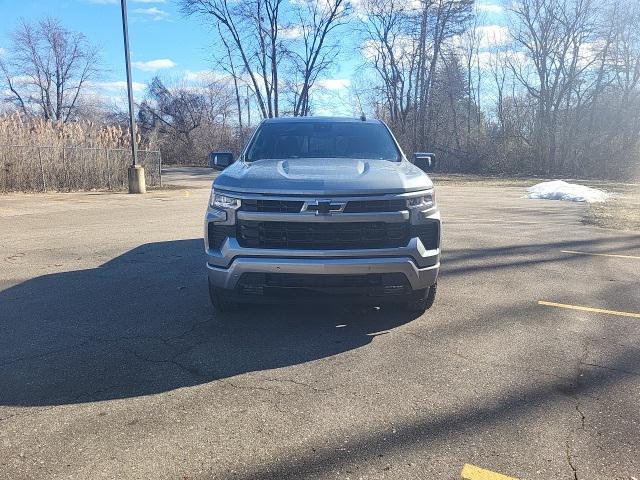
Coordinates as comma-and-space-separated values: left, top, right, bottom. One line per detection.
2, 1, 639, 181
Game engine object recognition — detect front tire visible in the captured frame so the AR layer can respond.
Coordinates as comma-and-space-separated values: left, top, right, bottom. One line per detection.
208, 278, 238, 312
405, 283, 437, 313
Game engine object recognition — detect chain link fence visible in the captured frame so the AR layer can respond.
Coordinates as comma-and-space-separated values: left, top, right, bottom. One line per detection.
0, 145, 162, 192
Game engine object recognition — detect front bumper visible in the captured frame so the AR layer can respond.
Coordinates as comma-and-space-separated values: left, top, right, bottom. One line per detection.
207, 256, 439, 291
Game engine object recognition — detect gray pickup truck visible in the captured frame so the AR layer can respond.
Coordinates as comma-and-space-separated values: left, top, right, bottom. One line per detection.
204, 117, 440, 313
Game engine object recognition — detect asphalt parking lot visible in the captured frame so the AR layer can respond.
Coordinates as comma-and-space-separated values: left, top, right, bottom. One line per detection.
1, 168, 639, 480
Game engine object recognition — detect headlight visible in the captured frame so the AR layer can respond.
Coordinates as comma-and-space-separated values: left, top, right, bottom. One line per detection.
209, 190, 241, 209
407, 191, 435, 209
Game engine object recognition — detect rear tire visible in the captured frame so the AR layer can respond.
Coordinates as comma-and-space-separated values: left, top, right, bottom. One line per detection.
405, 283, 437, 313
208, 278, 238, 312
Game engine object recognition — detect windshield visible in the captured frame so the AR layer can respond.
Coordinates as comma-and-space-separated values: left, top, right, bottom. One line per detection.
245, 121, 401, 162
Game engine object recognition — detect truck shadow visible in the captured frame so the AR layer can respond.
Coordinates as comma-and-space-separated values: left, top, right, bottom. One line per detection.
0, 239, 418, 406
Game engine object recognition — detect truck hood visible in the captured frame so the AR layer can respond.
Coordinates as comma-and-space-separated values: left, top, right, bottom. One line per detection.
213, 158, 432, 196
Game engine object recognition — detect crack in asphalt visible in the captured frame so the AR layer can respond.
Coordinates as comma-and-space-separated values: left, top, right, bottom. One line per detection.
564, 341, 590, 480
575, 401, 586, 430
0, 314, 337, 408
401, 328, 602, 480
263, 377, 335, 393
565, 440, 579, 480
222, 380, 290, 397
0, 340, 94, 367
128, 341, 212, 379
163, 318, 216, 344
73, 317, 215, 349
0, 318, 219, 408
397, 329, 574, 382
0, 318, 215, 369
221, 376, 336, 398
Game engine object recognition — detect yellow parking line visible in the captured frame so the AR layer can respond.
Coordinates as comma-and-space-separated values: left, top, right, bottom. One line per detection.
538, 301, 640, 319
461, 463, 518, 480
561, 249, 640, 260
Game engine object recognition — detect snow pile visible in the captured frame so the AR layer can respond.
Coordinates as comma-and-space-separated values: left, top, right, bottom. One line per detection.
526, 180, 609, 203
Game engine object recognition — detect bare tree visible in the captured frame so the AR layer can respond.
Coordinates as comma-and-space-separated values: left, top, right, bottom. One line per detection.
460, 12, 482, 154
139, 77, 207, 148
288, 0, 350, 116
508, 0, 600, 173
416, 0, 474, 149
181, 0, 347, 119
0, 18, 100, 122
359, 0, 472, 150
358, 0, 418, 133
583, 0, 640, 177
138, 77, 237, 164
181, 0, 285, 118
217, 24, 245, 136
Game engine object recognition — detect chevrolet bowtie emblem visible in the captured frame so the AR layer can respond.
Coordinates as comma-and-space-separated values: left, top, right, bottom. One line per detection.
303, 200, 347, 215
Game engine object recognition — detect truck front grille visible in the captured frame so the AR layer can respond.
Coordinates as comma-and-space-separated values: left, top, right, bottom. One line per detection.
411, 221, 440, 250
240, 199, 407, 213
237, 272, 411, 296
208, 224, 235, 251
343, 199, 406, 213
241, 199, 304, 213
236, 220, 409, 250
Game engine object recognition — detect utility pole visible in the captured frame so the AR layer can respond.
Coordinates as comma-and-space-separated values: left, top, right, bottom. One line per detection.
120, 0, 145, 193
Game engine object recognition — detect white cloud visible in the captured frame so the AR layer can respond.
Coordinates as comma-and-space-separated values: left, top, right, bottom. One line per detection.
132, 7, 169, 20
7, 75, 32, 84
289, 0, 348, 8
451, 25, 509, 50
476, 49, 528, 69
308, 84, 353, 116
182, 70, 231, 83
478, 25, 510, 48
91, 80, 147, 92
350, 0, 422, 19
477, 51, 494, 68
476, 2, 504, 13
361, 35, 415, 63
182, 70, 209, 82
180, 70, 249, 91
132, 58, 177, 72
316, 79, 351, 90
280, 26, 304, 39
476, 51, 497, 69
0, 48, 5, 57
360, 39, 377, 61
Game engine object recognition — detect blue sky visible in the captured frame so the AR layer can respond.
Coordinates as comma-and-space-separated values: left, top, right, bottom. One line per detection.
0, 0, 508, 115
0, 0, 229, 103
0, 0, 361, 112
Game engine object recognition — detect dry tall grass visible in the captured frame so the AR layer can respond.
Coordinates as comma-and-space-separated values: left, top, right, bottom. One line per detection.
0, 113, 161, 192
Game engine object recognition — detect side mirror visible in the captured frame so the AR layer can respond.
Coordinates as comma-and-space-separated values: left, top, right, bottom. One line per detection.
413, 152, 436, 172
209, 151, 234, 170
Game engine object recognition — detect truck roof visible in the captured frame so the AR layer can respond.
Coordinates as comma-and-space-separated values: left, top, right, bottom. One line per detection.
262, 116, 382, 124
